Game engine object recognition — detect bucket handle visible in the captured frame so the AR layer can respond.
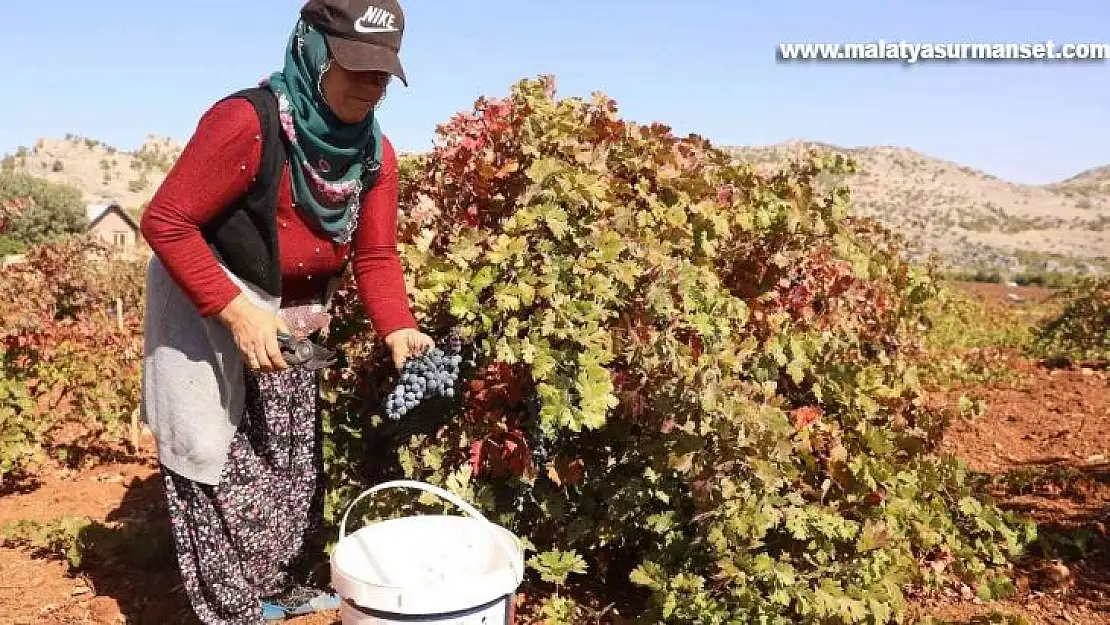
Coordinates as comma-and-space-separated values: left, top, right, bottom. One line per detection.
339, 479, 523, 584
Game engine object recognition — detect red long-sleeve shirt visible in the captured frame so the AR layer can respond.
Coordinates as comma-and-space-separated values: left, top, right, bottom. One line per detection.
140, 97, 416, 339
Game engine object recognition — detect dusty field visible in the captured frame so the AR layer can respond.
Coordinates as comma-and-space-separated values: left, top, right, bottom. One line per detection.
0, 282, 1107, 624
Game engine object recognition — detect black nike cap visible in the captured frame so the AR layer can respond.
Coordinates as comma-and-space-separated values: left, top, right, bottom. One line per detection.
300, 0, 408, 86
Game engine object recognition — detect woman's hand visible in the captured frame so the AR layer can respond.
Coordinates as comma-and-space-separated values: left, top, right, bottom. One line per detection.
216, 293, 290, 372
383, 328, 436, 370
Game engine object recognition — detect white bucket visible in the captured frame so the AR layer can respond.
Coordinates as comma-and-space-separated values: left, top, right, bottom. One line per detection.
331, 480, 525, 624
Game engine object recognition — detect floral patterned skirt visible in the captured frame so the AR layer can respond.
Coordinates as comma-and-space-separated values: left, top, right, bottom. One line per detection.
160, 365, 324, 625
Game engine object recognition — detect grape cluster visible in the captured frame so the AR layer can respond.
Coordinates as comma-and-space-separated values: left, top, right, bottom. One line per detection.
521, 392, 550, 465
384, 334, 464, 421
446, 327, 462, 355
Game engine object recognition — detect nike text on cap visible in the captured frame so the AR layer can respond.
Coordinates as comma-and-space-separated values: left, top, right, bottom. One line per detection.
300, 0, 408, 86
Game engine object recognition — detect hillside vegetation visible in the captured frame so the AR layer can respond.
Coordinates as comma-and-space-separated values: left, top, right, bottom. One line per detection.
728, 141, 1110, 274
1049, 164, 1110, 196
0, 134, 181, 211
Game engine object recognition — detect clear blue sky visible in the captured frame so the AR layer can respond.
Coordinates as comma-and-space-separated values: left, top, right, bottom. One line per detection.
2, 0, 1108, 184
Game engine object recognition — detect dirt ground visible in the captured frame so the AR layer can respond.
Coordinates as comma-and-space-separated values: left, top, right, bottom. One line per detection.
1, 282, 1107, 624
911, 356, 1110, 624
0, 431, 339, 625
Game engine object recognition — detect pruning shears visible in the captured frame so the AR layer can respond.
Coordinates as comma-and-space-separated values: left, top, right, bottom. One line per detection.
276, 332, 338, 370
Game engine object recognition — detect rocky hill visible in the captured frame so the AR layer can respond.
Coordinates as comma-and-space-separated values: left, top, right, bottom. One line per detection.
1047, 165, 1110, 197
0, 134, 182, 212
2, 134, 1107, 274
728, 141, 1110, 273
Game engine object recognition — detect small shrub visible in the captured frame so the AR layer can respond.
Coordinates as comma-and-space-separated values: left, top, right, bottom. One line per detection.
0, 236, 26, 256
1032, 276, 1110, 364
1013, 272, 1076, 289
128, 173, 149, 193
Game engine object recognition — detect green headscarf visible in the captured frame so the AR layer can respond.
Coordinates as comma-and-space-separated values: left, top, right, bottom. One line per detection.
265, 20, 383, 244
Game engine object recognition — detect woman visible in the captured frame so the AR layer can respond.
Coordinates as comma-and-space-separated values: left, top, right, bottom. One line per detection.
139, 0, 432, 622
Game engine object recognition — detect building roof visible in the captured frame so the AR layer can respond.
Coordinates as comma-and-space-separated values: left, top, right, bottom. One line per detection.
86, 200, 139, 231
86, 200, 116, 222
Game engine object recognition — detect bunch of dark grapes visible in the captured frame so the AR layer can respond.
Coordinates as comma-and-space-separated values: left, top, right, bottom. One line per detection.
384, 337, 463, 421
521, 391, 550, 466
446, 326, 462, 355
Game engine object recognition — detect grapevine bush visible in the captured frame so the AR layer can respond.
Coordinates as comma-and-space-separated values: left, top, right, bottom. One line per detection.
0, 236, 144, 485
922, 287, 1032, 353
1032, 275, 1110, 364
318, 76, 1035, 623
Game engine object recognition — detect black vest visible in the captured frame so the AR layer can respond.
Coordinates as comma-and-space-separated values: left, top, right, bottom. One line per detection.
200, 87, 381, 299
